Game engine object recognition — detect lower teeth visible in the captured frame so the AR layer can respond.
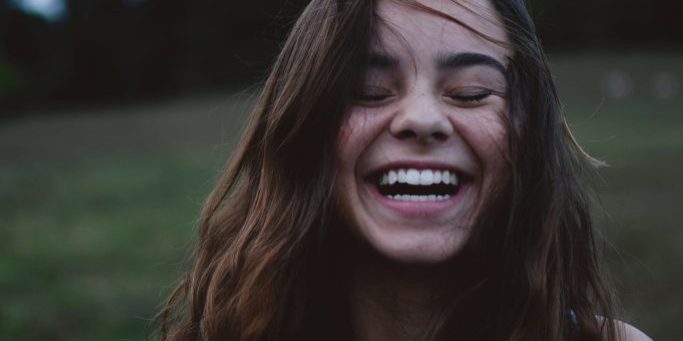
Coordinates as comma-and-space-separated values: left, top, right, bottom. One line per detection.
387, 194, 450, 201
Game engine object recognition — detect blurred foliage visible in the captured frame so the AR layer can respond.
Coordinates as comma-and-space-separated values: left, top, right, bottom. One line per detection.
0, 0, 309, 113
527, 0, 683, 48
1, 0, 681, 114
0, 56, 26, 97
549, 53, 683, 340
1, 54, 681, 340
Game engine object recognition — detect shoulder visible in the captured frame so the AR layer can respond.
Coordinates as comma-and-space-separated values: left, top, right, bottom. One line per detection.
595, 316, 652, 341
613, 320, 653, 341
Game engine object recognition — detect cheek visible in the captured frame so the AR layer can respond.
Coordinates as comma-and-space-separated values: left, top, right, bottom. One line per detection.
336, 109, 390, 171
480, 114, 508, 165
336, 119, 358, 167
457, 109, 509, 175
336, 122, 360, 178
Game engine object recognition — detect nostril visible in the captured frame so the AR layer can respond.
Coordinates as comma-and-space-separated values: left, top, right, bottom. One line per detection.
394, 130, 449, 142
396, 130, 417, 139
432, 132, 448, 141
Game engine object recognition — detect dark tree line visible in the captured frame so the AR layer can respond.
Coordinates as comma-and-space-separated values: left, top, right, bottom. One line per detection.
0, 0, 681, 114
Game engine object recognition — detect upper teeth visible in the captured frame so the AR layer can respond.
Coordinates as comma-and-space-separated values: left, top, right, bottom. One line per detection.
379, 169, 458, 186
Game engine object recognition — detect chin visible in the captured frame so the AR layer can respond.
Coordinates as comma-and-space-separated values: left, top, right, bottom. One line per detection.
355, 220, 472, 265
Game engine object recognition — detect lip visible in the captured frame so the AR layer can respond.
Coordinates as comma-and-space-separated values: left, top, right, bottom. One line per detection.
362, 160, 471, 218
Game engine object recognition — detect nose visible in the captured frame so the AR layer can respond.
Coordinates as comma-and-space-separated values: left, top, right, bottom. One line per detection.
389, 92, 453, 143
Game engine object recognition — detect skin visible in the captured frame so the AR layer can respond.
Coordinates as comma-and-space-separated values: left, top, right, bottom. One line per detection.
336, 0, 510, 339
335, 0, 653, 340
336, 0, 510, 265
621, 323, 654, 341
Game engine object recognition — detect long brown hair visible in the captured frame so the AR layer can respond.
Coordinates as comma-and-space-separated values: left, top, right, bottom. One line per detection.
157, 0, 617, 340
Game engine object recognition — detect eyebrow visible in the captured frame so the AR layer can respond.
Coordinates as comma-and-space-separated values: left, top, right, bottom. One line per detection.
436, 52, 507, 74
366, 51, 507, 75
366, 52, 400, 69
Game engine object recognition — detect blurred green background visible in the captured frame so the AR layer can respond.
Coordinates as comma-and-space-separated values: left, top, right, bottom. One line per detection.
1, 0, 682, 340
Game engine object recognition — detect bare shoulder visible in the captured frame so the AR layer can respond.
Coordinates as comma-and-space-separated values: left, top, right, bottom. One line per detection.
595, 316, 652, 341
613, 320, 653, 341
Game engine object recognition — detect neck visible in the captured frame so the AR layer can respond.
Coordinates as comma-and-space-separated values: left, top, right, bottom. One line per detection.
347, 243, 455, 341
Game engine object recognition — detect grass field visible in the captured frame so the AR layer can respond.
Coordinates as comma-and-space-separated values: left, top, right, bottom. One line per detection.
1, 53, 681, 340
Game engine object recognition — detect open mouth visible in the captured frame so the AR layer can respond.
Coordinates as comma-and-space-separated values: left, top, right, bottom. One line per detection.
368, 168, 464, 202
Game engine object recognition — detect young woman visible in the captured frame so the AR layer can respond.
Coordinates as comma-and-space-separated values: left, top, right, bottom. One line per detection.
158, 0, 652, 340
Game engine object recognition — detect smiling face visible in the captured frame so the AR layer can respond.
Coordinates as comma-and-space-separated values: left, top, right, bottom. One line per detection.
336, 0, 511, 264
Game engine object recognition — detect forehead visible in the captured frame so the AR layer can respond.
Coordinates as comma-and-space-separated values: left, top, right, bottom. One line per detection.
375, 0, 510, 63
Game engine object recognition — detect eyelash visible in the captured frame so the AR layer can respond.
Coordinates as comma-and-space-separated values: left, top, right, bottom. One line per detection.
447, 90, 492, 103
355, 87, 393, 104
355, 87, 494, 105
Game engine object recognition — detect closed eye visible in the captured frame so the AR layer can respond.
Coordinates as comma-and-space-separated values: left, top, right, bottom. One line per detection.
355, 86, 394, 105
358, 94, 392, 102
448, 90, 492, 103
